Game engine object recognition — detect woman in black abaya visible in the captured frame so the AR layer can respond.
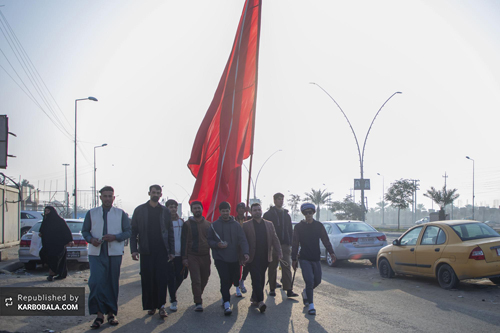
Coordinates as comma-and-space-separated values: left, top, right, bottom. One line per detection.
39, 206, 73, 281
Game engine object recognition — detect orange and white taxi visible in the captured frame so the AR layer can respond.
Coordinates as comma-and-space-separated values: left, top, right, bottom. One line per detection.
377, 220, 500, 289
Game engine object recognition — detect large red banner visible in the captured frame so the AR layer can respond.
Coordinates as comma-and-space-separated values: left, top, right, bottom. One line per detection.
188, 0, 262, 221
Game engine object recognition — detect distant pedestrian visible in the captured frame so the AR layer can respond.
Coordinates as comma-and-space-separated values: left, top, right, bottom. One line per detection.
263, 193, 298, 298
39, 206, 73, 281
165, 199, 188, 312
181, 201, 212, 312
82, 186, 131, 329
242, 203, 282, 313
130, 185, 175, 319
235, 202, 249, 294
292, 203, 335, 315
207, 201, 249, 316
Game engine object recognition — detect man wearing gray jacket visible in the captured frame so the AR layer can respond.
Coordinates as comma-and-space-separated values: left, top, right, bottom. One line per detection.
207, 201, 249, 316
131, 185, 175, 319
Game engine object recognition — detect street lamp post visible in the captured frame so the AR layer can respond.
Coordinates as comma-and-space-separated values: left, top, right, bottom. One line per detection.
74, 96, 98, 218
466, 156, 475, 220
244, 149, 282, 200
93, 143, 108, 208
377, 173, 385, 225
62, 163, 69, 217
310, 82, 401, 221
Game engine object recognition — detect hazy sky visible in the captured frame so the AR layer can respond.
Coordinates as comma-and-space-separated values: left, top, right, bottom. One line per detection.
2, 0, 500, 218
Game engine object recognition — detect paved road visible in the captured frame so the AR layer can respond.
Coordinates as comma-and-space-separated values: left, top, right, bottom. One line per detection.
1, 247, 499, 333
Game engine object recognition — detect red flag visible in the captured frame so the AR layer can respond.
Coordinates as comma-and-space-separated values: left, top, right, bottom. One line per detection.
188, 0, 262, 221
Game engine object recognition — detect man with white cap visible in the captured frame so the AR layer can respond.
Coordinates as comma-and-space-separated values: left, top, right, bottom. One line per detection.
291, 202, 335, 315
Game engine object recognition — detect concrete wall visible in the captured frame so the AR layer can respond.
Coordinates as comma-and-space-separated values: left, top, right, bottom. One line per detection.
0, 184, 20, 247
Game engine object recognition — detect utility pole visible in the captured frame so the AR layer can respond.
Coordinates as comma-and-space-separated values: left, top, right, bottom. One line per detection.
442, 172, 448, 188
62, 163, 69, 217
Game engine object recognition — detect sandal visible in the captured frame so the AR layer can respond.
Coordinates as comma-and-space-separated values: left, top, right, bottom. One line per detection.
159, 307, 168, 318
107, 315, 119, 326
90, 317, 104, 329
147, 309, 156, 315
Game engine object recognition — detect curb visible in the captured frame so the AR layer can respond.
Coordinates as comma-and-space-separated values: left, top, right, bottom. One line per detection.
0, 261, 24, 273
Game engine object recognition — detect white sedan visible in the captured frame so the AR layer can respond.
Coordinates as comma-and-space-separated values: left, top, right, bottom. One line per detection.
19, 219, 89, 270
320, 220, 388, 266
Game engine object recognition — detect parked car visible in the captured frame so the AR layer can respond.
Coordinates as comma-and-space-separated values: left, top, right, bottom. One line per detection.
20, 211, 44, 235
415, 217, 429, 225
319, 220, 388, 267
377, 220, 500, 289
19, 219, 89, 270
485, 221, 500, 232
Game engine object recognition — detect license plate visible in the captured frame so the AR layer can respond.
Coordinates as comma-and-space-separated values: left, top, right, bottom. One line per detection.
360, 237, 375, 242
67, 251, 80, 258
497, 248, 500, 256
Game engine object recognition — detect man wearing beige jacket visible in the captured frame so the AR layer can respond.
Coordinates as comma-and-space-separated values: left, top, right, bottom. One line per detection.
242, 203, 282, 313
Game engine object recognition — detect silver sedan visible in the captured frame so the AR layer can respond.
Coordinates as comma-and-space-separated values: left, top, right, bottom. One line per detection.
19, 219, 89, 270
319, 220, 388, 266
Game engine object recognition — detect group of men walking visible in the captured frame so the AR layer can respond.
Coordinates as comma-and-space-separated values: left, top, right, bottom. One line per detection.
82, 186, 335, 329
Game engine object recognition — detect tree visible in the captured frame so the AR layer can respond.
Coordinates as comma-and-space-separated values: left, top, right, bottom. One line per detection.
385, 179, 417, 229
329, 195, 364, 220
287, 194, 301, 221
375, 201, 389, 212
304, 188, 333, 220
423, 186, 459, 221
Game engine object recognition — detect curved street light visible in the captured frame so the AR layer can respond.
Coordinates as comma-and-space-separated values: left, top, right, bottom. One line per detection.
94, 143, 108, 208
310, 82, 401, 220
466, 156, 475, 220
74, 96, 98, 218
243, 149, 282, 200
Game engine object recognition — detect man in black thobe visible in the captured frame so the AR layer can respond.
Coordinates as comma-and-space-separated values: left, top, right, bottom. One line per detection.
131, 185, 175, 318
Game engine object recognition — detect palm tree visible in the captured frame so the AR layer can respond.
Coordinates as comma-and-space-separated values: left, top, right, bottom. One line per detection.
304, 188, 333, 220
423, 186, 459, 221
287, 194, 301, 221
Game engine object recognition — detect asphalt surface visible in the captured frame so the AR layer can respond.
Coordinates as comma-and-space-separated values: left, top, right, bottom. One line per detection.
1, 234, 499, 332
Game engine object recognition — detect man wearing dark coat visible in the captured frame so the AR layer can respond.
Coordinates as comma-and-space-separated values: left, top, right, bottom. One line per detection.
263, 192, 298, 298
131, 185, 175, 319
207, 201, 249, 316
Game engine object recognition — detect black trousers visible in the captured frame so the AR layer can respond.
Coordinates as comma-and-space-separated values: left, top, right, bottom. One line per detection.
241, 264, 250, 281
248, 256, 269, 303
140, 251, 169, 310
215, 260, 240, 303
167, 256, 187, 302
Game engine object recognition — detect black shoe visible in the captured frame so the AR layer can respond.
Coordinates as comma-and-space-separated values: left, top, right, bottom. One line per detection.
287, 290, 299, 297
54, 275, 66, 281
47, 275, 54, 281
269, 290, 276, 296
276, 283, 282, 288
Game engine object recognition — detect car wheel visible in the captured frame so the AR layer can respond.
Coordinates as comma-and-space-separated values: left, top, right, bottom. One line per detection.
489, 277, 500, 285
369, 258, 377, 266
24, 262, 36, 270
378, 258, 394, 278
326, 251, 339, 267
21, 227, 31, 236
437, 264, 459, 289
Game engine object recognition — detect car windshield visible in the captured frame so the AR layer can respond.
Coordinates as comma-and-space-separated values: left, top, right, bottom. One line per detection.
28, 221, 83, 233
451, 223, 500, 241
335, 222, 375, 233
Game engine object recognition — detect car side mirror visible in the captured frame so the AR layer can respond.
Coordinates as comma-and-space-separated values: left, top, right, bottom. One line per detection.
393, 239, 399, 246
